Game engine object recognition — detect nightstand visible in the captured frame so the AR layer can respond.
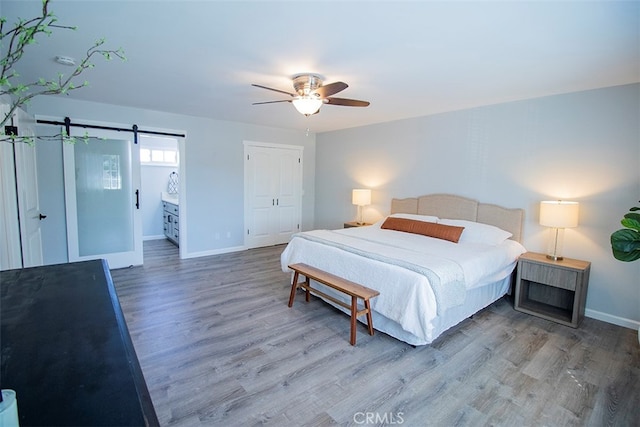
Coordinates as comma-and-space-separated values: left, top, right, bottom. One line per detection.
514, 252, 591, 328
344, 221, 372, 228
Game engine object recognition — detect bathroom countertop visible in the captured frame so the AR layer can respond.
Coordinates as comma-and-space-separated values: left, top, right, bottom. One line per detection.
161, 191, 179, 205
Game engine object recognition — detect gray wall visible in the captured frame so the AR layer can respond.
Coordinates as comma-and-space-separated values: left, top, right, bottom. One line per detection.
31, 96, 316, 260
315, 84, 640, 328
29, 84, 639, 329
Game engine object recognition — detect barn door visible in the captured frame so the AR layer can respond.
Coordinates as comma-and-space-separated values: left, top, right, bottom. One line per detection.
63, 127, 143, 268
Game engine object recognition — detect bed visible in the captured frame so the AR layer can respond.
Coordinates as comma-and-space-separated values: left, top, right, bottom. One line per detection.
280, 194, 526, 346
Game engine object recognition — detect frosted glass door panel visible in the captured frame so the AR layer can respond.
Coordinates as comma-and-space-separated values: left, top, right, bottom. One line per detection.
74, 140, 133, 256
64, 129, 143, 269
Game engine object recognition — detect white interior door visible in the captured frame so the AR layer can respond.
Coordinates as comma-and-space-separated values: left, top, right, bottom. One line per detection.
244, 142, 302, 248
63, 128, 143, 268
13, 108, 43, 267
274, 149, 301, 240
246, 148, 275, 247
0, 105, 43, 270
0, 136, 22, 270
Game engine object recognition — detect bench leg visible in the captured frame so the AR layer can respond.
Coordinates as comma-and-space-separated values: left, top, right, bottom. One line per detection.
350, 296, 357, 345
365, 299, 374, 336
304, 276, 311, 302
288, 271, 300, 307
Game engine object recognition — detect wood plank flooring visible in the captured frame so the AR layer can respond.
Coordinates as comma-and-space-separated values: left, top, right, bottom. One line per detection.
111, 239, 640, 426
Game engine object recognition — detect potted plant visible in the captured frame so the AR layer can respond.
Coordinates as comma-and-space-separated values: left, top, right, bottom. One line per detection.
610, 200, 640, 343
1, 0, 125, 143
610, 201, 640, 262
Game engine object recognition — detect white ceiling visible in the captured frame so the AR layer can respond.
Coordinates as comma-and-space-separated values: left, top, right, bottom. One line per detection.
2, 1, 638, 133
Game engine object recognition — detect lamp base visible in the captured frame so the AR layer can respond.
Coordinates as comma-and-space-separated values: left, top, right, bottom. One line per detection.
546, 227, 566, 262
356, 205, 364, 226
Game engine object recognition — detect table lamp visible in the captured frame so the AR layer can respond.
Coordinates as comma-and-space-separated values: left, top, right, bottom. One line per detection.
539, 200, 579, 261
352, 189, 371, 225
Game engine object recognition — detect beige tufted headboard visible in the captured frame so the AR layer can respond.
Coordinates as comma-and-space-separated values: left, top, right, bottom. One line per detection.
390, 194, 524, 243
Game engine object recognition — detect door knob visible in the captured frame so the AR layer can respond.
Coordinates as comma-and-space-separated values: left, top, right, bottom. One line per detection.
39, 213, 47, 220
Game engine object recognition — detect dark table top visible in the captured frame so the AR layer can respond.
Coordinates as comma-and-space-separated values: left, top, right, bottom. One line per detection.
1, 259, 158, 426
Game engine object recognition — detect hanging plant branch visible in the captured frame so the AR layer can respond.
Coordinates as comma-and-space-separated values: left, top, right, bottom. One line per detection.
0, 0, 126, 143
21, 129, 99, 145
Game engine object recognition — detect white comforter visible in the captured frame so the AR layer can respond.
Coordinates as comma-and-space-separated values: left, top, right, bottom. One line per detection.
280, 223, 526, 344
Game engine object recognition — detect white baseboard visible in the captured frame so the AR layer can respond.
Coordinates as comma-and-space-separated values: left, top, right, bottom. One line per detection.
586, 308, 640, 331
143, 235, 166, 241
182, 245, 246, 259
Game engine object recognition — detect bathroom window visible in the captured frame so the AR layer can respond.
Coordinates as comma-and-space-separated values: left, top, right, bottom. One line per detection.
140, 135, 179, 166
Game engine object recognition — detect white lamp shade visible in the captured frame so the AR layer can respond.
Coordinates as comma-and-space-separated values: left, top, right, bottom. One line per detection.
292, 96, 323, 116
352, 189, 371, 206
540, 201, 579, 228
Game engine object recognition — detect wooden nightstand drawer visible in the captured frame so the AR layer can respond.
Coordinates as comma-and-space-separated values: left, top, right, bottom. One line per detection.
520, 262, 577, 291
515, 252, 591, 328
344, 221, 372, 228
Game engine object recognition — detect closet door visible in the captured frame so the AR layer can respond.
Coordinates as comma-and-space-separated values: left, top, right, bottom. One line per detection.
0, 127, 22, 270
13, 109, 43, 267
0, 105, 43, 270
244, 142, 302, 249
63, 128, 143, 268
245, 147, 274, 247
273, 149, 300, 240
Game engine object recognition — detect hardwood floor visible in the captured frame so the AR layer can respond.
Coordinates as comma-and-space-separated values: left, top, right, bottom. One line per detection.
111, 239, 640, 426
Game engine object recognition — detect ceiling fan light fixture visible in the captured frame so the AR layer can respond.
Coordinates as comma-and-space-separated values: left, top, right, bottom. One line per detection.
292, 96, 323, 116
252, 73, 369, 116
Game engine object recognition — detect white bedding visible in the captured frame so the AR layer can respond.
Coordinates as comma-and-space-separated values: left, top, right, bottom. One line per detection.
280, 220, 526, 345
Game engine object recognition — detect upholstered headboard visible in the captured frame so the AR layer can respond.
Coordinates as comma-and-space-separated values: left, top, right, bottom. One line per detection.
390, 194, 524, 243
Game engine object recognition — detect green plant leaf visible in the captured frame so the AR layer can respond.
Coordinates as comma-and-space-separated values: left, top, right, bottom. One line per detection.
611, 228, 640, 262
621, 213, 640, 231
612, 248, 640, 262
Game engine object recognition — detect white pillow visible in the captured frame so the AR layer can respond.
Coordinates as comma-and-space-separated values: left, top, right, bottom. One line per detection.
389, 213, 439, 223
438, 219, 512, 245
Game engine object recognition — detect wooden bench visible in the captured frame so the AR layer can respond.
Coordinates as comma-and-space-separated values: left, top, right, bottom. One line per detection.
287, 263, 380, 345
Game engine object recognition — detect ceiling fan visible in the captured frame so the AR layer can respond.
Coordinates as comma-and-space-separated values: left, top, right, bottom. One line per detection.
252, 74, 370, 116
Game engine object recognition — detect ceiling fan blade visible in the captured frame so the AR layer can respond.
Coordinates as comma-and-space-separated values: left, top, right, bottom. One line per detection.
314, 81, 348, 98
325, 97, 370, 107
252, 100, 292, 105
252, 84, 296, 97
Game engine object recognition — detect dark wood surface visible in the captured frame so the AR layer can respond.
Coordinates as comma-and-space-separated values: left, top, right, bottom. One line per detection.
1, 259, 158, 427
109, 240, 640, 426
